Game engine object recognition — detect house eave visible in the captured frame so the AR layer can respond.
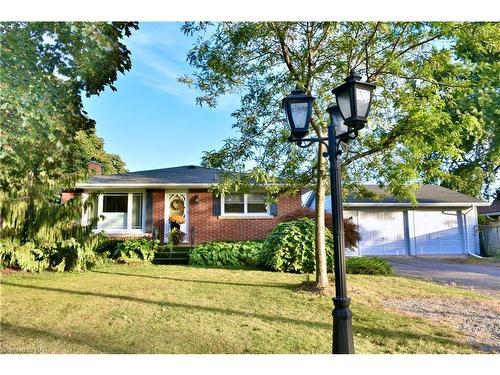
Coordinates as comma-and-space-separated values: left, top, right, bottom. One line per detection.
75, 183, 213, 189
344, 202, 489, 208
74, 182, 289, 190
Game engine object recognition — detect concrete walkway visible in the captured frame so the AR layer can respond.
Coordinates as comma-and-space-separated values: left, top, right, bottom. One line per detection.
386, 257, 500, 297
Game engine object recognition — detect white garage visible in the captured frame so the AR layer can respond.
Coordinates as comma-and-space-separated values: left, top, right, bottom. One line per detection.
344, 210, 407, 256
304, 185, 489, 256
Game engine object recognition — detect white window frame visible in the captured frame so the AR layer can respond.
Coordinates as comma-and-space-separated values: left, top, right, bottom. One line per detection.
83, 191, 146, 234
221, 193, 271, 217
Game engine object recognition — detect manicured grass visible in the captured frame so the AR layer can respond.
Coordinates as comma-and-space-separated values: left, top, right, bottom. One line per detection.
0, 263, 488, 354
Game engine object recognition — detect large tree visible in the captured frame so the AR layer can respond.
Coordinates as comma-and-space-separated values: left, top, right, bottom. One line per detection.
0, 22, 136, 253
180, 22, 499, 288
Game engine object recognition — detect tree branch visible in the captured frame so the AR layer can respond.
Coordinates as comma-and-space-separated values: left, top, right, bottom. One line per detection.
343, 132, 401, 165
273, 24, 302, 84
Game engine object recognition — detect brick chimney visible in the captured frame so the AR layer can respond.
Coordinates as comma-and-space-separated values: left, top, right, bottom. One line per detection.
88, 161, 103, 176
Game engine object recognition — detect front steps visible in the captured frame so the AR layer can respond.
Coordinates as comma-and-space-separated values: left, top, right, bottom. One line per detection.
153, 246, 191, 265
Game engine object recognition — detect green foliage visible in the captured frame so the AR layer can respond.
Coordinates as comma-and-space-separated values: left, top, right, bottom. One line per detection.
166, 228, 185, 251
96, 239, 124, 254
189, 241, 262, 268
70, 131, 128, 175
0, 235, 108, 272
112, 238, 159, 263
49, 236, 109, 271
259, 218, 334, 273
181, 21, 499, 200
345, 257, 394, 275
0, 22, 136, 271
0, 241, 46, 272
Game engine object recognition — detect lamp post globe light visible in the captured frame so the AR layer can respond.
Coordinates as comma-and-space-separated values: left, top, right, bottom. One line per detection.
282, 89, 315, 139
332, 70, 376, 130
283, 72, 375, 354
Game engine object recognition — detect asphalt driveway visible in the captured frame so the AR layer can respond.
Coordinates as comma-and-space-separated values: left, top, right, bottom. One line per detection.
386, 257, 500, 297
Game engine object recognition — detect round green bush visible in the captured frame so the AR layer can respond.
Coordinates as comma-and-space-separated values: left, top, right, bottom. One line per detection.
189, 241, 262, 268
259, 218, 334, 273
345, 257, 393, 275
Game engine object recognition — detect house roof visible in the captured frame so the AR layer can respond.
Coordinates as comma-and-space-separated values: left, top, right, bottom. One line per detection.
478, 200, 500, 216
304, 184, 488, 209
76, 165, 226, 188
76, 165, 488, 207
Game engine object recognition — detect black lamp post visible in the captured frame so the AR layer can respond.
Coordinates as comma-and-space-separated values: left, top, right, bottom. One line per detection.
282, 71, 375, 354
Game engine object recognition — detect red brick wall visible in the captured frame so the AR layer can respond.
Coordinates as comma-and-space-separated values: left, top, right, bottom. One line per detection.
152, 190, 165, 241
188, 189, 302, 244
61, 192, 76, 204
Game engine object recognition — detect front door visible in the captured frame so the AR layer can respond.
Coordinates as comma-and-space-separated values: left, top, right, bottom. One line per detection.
164, 192, 189, 244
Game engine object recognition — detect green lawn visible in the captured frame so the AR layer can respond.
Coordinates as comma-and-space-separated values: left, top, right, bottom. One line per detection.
0, 263, 488, 354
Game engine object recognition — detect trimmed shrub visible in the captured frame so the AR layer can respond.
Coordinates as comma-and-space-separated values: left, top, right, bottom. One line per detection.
111, 238, 159, 263
189, 241, 262, 268
259, 217, 335, 273
345, 257, 393, 275
281, 207, 361, 249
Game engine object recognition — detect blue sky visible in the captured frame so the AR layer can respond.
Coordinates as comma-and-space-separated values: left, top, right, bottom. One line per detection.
82, 22, 239, 172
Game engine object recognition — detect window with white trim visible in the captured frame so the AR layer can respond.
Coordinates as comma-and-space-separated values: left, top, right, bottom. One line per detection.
131, 193, 143, 229
222, 193, 269, 216
94, 192, 144, 231
101, 193, 128, 230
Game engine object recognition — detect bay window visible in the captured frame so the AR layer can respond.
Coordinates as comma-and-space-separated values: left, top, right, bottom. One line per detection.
222, 193, 269, 216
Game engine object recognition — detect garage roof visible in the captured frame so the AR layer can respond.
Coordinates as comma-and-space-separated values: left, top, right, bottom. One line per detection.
304, 184, 488, 209
346, 185, 486, 205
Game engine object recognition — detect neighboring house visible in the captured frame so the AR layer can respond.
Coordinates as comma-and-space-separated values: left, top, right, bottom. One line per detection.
303, 185, 489, 256
68, 165, 301, 244
478, 200, 500, 221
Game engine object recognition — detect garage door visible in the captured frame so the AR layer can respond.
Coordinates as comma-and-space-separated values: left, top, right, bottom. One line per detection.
413, 210, 463, 255
355, 211, 408, 256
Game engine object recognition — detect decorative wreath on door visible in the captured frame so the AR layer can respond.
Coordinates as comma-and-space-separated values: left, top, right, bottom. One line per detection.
169, 194, 185, 224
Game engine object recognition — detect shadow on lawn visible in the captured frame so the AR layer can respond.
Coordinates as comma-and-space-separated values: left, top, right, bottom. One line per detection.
2, 281, 329, 330
2, 283, 475, 353
0, 321, 132, 354
1, 281, 474, 353
91, 270, 297, 290
353, 325, 472, 353
1, 312, 471, 354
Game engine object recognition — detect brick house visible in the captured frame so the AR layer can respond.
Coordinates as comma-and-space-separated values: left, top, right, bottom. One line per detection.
69, 165, 302, 244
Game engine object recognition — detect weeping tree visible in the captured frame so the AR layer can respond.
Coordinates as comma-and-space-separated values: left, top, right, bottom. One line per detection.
179, 22, 499, 288
0, 22, 136, 270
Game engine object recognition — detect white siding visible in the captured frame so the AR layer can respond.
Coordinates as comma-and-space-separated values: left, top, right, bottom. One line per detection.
413, 210, 463, 255
463, 207, 480, 254
330, 204, 478, 257
354, 210, 408, 256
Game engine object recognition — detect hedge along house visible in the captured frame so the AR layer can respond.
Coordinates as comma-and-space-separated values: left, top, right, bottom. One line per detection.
303, 185, 489, 256
69, 165, 302, 244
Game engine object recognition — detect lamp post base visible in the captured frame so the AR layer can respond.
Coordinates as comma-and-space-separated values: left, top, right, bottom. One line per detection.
332, 297, 355, 354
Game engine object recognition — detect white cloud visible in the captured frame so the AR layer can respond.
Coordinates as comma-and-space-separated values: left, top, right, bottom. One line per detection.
126, 23, 241, 111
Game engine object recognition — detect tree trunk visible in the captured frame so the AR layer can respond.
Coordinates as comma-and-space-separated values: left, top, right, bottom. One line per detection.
314, 141, 329, 288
